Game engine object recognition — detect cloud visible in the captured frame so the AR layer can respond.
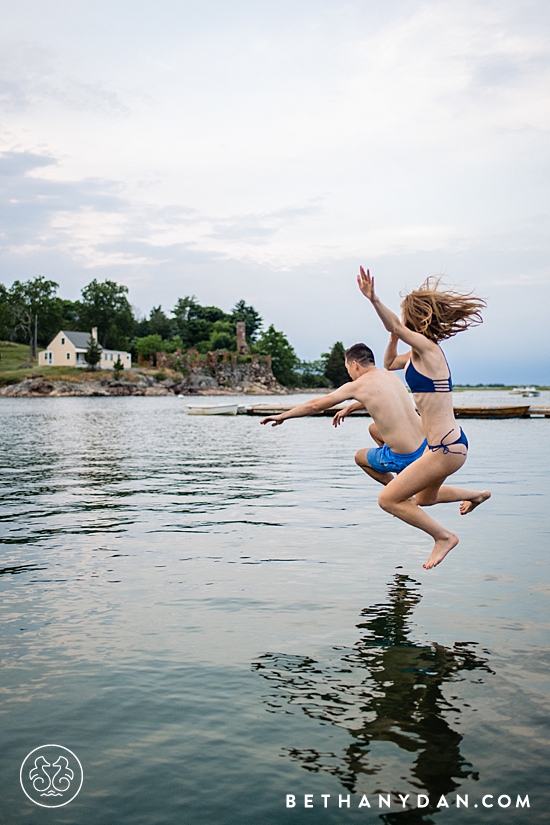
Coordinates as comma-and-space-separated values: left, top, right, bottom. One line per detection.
0, 39, 129, 114
0, 150, 57, 176
0, 1, 548, 381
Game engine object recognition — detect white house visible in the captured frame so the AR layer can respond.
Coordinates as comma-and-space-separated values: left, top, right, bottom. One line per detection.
38, 328, 132, 370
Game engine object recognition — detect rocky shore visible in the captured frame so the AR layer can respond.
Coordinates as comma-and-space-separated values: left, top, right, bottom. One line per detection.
0, 370, 287, 398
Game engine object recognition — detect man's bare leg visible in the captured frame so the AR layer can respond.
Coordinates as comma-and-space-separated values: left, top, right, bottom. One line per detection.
355, 449, 394, 485
416, 485, 491, 515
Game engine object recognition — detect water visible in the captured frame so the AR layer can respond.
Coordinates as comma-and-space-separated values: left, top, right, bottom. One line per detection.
1, 394, 549, 823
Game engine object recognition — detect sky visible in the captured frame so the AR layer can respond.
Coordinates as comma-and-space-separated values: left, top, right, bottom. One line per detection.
0, 0, 549, 383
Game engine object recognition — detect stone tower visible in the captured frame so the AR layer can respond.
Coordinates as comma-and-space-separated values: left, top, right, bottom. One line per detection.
236, 321, 248, 355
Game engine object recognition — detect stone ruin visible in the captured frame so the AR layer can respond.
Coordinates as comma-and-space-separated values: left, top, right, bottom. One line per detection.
154, 348, 280, 393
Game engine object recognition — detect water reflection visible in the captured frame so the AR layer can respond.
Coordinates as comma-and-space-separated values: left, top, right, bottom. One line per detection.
253, 574, 493, 822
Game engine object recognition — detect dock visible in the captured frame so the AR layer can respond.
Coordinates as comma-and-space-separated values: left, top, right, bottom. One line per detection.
243, 404, 550, 419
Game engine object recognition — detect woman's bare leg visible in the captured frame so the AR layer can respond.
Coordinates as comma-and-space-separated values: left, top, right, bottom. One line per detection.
377, 452, 466, 569
416, 485, 491, 514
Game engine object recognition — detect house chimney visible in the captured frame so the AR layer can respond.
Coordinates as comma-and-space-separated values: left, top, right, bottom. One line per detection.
236, 322, 248, 355
91, 327, 98, 342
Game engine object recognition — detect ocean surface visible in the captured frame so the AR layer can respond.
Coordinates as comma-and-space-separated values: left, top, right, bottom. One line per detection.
1, 392, 549, 824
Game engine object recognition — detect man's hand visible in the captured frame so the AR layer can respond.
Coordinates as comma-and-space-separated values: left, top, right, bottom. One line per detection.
260, 415, 285, 426
332, 408, 350, 427
357, 266, 376, 302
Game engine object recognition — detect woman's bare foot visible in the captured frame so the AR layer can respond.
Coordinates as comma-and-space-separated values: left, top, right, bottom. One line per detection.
460, 490, 491, 515
423, 533, 459, 569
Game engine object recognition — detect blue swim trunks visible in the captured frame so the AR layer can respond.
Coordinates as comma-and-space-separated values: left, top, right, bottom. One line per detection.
366, 439, 427, 474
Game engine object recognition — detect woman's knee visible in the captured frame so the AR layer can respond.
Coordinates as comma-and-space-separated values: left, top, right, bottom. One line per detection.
378, 488, 396, 513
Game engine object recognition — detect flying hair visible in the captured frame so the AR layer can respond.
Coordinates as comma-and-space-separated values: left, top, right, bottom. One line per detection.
400, 276, 486, 342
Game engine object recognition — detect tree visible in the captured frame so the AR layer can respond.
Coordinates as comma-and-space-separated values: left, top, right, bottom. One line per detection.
79, 279, 135, 350
231, 300, 263, 342
257, 325, 299, 387
8, 276, 63, 359
113, 356, 124, 378
296, 359, 330, 388
135, 334, 165, 360
60, 298, 83, 331
0, 283, 12, 340
324, 341, 350, 387
148, 305, 174, 339
85, 335, 102, 370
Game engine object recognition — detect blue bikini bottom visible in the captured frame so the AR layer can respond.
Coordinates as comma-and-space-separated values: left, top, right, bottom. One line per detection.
428, 427, 468, 455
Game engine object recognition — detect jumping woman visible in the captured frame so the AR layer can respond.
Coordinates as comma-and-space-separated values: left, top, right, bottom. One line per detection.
358, 267, 491, 569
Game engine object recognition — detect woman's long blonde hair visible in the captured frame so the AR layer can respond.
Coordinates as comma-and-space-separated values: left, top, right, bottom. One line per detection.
401, 276, 486, 342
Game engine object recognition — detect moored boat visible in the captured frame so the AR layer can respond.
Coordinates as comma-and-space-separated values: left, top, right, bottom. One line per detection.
454, 404, 530, 419
509, 386, 540, 397
184, 403, 239, 415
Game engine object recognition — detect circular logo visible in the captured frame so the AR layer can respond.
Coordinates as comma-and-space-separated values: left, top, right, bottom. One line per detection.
20, 745, 83, 808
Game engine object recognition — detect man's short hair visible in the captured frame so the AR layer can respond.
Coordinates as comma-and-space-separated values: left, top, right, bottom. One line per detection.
345, 343, 375, 367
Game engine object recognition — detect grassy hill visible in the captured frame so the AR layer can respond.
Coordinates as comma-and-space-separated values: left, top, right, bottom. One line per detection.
0, 341, 133, 385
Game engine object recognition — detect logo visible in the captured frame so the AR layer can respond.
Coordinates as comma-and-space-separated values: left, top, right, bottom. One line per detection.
20, 745, 83, 808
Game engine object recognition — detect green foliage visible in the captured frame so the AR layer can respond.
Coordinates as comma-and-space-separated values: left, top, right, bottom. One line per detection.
324, 341, 350, 387
257, 324, 299, 387
207, 320, 236, 351
79, 279, 135, 350
230, 299, 263, 341
113, 356, 124, 377
135, 334, 165, 358
164, 335, 183, 353
147, 305, 174, 339
85, 336, 102, 370
6, 276, 64, 355
172, 295, 261, 351
0, 284, 13, 341
60, 298, 83, 330
296, 359, 330, 388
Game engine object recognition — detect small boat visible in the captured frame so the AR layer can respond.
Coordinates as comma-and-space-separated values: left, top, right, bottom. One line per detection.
183, 403, 239, 416
454, 405, 530, 419
509, 386, 540, 397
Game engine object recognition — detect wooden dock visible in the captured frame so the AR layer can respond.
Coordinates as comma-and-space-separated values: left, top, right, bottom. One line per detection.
243, 404, 550, 419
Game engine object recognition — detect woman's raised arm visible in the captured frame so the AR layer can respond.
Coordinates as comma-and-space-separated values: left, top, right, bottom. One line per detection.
357, 266, 431, 352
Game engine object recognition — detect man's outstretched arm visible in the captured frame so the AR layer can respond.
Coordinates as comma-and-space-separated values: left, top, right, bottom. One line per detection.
260, 384, 359, 426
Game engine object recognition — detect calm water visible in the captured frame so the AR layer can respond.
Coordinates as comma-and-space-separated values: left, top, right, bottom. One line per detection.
1, 394, 549, 824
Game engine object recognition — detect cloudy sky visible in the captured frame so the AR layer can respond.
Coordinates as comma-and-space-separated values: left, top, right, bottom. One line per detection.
0, 0, 549, 382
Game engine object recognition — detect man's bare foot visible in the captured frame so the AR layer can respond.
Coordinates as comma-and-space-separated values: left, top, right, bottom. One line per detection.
423, 533, 459, 569
460, 490, 491, 515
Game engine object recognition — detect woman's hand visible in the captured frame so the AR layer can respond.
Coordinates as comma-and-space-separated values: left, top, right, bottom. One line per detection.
357, 266, 376, 302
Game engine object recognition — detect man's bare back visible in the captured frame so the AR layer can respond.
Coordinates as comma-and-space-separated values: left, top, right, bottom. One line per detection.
347, 368, 424, 454
260, 351, 424, 459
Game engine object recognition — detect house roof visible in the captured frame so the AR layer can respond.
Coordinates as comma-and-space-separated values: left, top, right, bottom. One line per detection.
62, 330, 100, 350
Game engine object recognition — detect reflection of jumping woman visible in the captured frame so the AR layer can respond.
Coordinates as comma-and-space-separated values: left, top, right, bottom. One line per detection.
358, 267, 491, 569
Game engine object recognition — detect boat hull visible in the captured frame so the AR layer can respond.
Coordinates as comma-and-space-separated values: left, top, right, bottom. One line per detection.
184, 404, 239, 416
454, 405, 530, 419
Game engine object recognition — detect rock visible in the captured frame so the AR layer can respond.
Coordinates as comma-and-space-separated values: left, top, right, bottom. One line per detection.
28, 380, 55, 395
187, 374, 219, 391
144, 386, 172, 396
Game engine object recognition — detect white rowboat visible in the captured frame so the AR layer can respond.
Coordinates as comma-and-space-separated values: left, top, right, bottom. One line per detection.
184, 403, 239, 416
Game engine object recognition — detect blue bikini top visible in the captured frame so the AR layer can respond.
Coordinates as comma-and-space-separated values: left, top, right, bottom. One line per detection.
405, 351, 453, 393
